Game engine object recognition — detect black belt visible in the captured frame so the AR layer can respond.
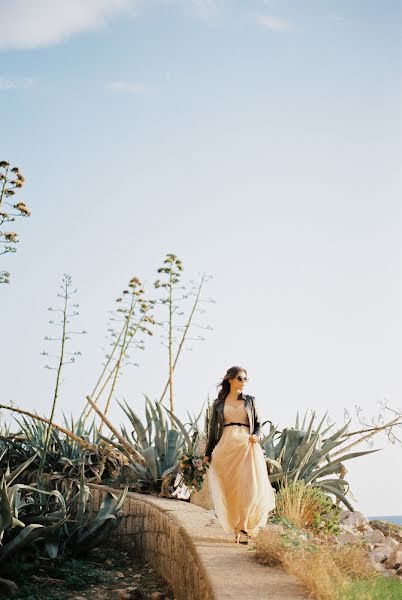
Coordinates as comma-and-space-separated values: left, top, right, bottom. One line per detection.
223, 422, 249, 427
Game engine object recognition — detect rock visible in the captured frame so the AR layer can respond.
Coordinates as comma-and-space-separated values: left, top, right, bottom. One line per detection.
337, 531, 362, 545
338, 524, 364, 541
116, 588, 143, 600
370, 520, 402, 542
363, 529, 385, 544
379, 537, 398, 549
369, 545, 391, 564
339, 524, 358, 535
385, 543, 402, 570
150, 593, 164, 600
339, 511, 369, 528
0, 578, 18, 597
371, 561, 386, 573
116, 571, 125, 578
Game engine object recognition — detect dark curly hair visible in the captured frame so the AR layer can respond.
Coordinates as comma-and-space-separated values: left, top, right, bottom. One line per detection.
216, 365, 248, 401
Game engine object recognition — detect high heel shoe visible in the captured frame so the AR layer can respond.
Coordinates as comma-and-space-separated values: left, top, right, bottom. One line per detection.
235, 531, 240, 544
239, 529, 250, 544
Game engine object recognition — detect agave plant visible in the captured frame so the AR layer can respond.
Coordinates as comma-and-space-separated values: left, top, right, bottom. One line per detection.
8, 413, 125, 483
98, 395, 202, 492
117, 396, 185, 489
0, 452, 68, 562
261, 412, 378, 510
16, 413, 99, 458
58, 465, 128, 556
0, 434, 33, 475
0, 452, 128, 566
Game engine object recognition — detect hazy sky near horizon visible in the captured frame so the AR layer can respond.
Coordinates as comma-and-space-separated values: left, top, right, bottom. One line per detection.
1, 0, 401, 515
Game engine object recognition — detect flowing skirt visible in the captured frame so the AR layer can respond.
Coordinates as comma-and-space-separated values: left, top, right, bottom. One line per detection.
208, 424, 276, 535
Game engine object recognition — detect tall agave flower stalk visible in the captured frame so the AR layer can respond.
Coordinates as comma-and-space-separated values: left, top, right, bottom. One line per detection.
80, 322, 125, 423
154, 255, 214, 418
0, 160, 30, 285
82, 275, 155, 431
261, 412, 379, 510
154, 254, 183, 417
37, 274, 87, 482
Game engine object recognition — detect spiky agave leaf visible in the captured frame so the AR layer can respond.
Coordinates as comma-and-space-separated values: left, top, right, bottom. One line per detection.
6, 451, 39, 486
118, 399, 148, 449
0, 475, 13, 541
304, 448, 379, 484
7, 483, 66, 523
71, 487, 128, 555
0, 517, 67, 562
142, 447, 159, 480
161, 405, 193, 451
152, 399, 167, 465
164, 429, 181, 472
76, 464, 92, 528
144, 403, 154, 447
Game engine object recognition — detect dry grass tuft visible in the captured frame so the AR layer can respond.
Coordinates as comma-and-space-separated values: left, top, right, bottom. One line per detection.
254, 528, 286, 566
253, 528, 375, 600
283, 549, 346, 600
332, 544, 375, 579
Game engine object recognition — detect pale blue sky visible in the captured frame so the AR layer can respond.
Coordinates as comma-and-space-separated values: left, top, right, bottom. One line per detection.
1, 0, 401, 515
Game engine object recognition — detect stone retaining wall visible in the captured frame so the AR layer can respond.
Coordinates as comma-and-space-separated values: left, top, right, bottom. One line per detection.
89, 484, 214, 600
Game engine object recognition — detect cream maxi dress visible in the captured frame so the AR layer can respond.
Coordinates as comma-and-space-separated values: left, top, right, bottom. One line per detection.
208, 400, 276, 535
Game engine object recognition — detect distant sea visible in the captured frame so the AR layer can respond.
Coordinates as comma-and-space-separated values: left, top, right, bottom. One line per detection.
368, 515, 402, 525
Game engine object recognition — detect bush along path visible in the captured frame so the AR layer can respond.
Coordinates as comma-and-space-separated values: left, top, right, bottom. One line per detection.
252, 482, 402, 600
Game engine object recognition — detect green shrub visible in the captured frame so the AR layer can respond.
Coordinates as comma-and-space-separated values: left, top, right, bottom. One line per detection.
274, 480, 341, 534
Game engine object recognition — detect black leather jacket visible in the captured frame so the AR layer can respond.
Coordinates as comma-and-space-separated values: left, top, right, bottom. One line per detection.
204, 392, 262, 459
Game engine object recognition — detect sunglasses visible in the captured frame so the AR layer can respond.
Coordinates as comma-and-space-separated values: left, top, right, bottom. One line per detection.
236, 375, 248, 382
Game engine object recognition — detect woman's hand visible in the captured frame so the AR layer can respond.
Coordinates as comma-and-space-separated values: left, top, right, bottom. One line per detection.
249, 434, 259, 444
203, 455, 210, 463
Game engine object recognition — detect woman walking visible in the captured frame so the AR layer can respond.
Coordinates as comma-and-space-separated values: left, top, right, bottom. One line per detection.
203, 366, 276, 544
